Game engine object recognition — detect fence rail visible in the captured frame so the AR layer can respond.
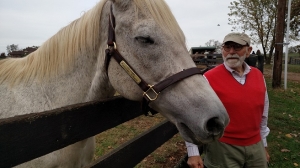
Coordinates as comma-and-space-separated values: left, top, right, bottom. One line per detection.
290, 57, 300, 65
193, 54, 223, 66
89, 120, 177, 168
0, 96, 178, 168
193, 54, 264, 73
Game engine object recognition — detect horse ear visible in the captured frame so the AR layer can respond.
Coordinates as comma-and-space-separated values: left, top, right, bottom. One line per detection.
110, 0, 131, 10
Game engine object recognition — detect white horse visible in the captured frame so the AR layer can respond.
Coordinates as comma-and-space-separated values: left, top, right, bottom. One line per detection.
0, 0, 229, 167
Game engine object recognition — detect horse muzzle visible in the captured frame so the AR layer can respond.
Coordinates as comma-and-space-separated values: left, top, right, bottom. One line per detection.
176, 115, 228, 145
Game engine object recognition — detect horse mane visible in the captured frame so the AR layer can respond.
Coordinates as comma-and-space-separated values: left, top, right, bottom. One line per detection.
0, 0, 185, 86
0, 0, 108, 86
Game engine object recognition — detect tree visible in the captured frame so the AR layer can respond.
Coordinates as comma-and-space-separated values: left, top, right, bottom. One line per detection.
228, 0, 300, 65
0, 52, 6, 59
6, 44, 19, 54
295, 45, 300, 57
272, 0, 286, 88
205, 39, 222, 53
289, 45, 300, 56
290, 0, 300, 38
228, 0, 277, 64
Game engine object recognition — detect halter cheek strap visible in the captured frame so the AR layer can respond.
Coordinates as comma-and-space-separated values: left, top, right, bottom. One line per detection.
105, 5, 205, 115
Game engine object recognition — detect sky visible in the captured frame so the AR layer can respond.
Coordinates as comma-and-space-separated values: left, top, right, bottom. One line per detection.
0, 0, 243, 54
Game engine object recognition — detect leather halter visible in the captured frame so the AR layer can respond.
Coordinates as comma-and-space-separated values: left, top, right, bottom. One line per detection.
105, 5, 205, 115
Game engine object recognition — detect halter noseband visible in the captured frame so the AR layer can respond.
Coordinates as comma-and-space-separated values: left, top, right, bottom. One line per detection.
105, 5, 205, 115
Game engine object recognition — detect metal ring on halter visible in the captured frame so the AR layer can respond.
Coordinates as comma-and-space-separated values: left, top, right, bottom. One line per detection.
107, 42, 117, 50
143, 85, 159, 101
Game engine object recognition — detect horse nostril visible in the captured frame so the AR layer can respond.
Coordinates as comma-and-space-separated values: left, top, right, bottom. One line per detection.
206, 117, 224, 136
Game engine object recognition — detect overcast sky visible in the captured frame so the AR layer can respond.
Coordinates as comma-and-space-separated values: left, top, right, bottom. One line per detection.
0, 0, 241, 54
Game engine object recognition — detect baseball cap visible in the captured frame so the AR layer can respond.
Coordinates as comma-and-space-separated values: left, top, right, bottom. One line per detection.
223, 32, 251, 45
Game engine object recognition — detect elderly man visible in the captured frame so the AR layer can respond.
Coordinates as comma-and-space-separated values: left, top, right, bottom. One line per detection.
185, 32, 270, 168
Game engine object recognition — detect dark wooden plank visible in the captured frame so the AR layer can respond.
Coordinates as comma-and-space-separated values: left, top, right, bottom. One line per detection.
0, 96, 143, 168
206, 59, 224, 64
88, 120, 178, 168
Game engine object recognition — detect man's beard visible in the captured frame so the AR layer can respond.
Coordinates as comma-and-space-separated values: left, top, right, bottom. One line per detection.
223, 53, 246, 69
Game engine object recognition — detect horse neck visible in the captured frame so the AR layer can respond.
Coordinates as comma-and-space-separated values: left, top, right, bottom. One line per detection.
83, 6, 115, 102
38, 1, 113, 103
49, 1, 114, 103
75, 50, 115, 102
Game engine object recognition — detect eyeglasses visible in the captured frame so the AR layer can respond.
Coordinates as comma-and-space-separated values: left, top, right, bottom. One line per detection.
222, 44, 248, 52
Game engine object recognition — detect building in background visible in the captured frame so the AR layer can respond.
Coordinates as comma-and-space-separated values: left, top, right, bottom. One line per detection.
8, 46, 38, 58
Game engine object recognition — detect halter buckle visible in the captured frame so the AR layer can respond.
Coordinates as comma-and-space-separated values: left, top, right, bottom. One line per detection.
143, 85, 159, 101
106, 42, 117, 50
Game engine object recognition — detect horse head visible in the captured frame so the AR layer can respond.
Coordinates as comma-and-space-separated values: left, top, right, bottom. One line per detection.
104, 0, 229, 145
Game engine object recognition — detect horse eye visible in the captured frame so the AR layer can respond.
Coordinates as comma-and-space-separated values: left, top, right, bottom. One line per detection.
135, 36, 154, 44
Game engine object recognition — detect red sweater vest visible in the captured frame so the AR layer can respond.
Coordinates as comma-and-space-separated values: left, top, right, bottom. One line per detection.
205, 65, 266, 146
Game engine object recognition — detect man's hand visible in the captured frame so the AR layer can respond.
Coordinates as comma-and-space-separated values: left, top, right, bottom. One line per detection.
265, 147, 270, 162
187, 156, 204, 168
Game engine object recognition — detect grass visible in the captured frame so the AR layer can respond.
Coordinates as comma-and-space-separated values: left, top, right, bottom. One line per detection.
264, 64, 300, 74
266, 80, 300, 167
264, 64, 300, 167
94, 114, 166, 157
289, 53, 300, 57
93, 114, 186, 167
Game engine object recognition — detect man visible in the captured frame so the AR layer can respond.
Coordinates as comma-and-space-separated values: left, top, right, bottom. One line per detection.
186, 32, 270, 168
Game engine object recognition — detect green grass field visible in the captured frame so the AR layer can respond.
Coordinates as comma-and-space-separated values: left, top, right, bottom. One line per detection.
265, 65, 300, 167
267, 82, 300, 167
289, 53, 300, 57
265, 64, 300, 74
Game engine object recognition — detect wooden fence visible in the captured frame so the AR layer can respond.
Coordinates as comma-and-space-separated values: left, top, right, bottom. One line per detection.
0, 96, 180, 168
193, 54, 223, 66
193, 54, 264, 73
290, 57, 300, 65
1, 54, 269, 167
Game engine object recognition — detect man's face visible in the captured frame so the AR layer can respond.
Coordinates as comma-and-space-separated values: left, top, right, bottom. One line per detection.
222, 42, 252, 69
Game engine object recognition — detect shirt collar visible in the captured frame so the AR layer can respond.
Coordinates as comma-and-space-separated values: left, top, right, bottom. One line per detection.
223, 62, 251, 75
